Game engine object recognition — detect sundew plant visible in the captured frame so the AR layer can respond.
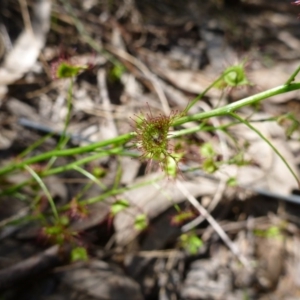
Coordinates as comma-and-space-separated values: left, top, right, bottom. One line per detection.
133, 105, 184, 174
0, 1, 300, 259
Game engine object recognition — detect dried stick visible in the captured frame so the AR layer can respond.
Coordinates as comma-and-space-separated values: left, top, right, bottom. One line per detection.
18, 0, 33, 34
176, 180, 251, 269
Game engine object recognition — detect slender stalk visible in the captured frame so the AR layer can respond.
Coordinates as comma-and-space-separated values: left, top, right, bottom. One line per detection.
72, 165, 106, 190
0, 181, 30, 196
18, 133, 54, 159
285, 65, 300, 85
79, 175, 164, 206
0, 149, 138, 196
168, 123, 207, 139
58, 78, 73, 148
46, 79, 74, 170
0, 174, 164, 228
24, 165, 59, 221
41, 149, 138, 177
184, 66, 248, 113
0, 132, 135, 176
173, 83, 300, 126
230, 112, 300, 187
184, 75, 222, 113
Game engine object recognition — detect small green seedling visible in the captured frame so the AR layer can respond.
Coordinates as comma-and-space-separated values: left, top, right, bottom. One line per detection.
71, 246, 88, 262
134, 214, 148, 231
111, 199, 130, 216
180, 233, 203, 255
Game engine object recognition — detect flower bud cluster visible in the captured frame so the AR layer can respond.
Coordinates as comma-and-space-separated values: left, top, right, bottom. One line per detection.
134, 107, 182, 173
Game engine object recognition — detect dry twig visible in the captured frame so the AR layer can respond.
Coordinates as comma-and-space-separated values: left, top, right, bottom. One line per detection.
176, 180, 251, 269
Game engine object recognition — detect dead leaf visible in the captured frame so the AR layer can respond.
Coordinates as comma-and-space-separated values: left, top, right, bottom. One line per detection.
114, 172, 221, 246
0, 0, 51, 100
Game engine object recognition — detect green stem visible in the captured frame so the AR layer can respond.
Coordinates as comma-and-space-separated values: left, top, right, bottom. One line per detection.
168, 123, 207, 139
0, 148, 139, 196
0, 181, 30, 196
229, 112, 300, 187
0, 174, 164, 229
0, 132, 135, 176
184, 75, 222, 113
58, 78, 73, 148
46, 79, 74, 170
173, 83, 300, 126
42, 148, 138, 177
285, 65, 300, 85
79, 175, 164, 206
170, 117, 280, 140
18, 133, 54, 159
24, 165, 59, 221
73, 165, 107, 189
184, 66, 250, 113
